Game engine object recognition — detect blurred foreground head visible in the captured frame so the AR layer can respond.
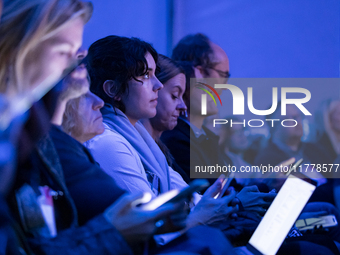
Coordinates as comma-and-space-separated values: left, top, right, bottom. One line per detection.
0, 0, 92, 98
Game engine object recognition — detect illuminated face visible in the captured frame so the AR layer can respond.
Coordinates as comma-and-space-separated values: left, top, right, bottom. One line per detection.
191, 42, 230, 117
120, 52, 163, 125
72, 91, 105, 143
151, 73, 187, 131
229, 125, 249, 153
23, 17, 85, 93
278, 105, 304, 141
330, 102, 340, 133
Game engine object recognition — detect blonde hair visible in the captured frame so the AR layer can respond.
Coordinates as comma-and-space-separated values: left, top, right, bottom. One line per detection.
0, 0, 92, 96
62, 95, 81, 137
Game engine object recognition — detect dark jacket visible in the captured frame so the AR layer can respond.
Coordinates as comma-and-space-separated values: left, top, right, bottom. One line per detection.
318, 133, 338, 163
161, 118, 230, 182
49, 125, 125, 225
10, 125, 132, 255
254, 139, 333, 177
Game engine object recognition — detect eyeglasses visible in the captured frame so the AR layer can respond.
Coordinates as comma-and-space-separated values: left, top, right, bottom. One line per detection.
206, 66, 230, 79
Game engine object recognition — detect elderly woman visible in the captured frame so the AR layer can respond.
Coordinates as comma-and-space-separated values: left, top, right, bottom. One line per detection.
60, 63, 234, 255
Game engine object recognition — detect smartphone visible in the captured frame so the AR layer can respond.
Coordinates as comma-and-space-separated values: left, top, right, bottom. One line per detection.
286, 158, 318, 186
214, 172, 235, 199
141, 179, 209, 211
285, 158, 304, 176
295, 215, 338, 231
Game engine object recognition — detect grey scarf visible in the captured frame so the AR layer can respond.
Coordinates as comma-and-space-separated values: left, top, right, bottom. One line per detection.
101, 104, 171, 194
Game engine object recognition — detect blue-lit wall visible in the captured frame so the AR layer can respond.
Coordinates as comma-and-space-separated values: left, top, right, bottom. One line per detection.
83, 0, 340, 139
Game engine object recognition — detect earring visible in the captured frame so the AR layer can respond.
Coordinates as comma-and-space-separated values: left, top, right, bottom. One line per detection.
181, 110, 188, 118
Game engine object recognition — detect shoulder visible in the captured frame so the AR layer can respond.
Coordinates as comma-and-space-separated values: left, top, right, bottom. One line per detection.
86, 128, 133, 153
161, 121, 190, 145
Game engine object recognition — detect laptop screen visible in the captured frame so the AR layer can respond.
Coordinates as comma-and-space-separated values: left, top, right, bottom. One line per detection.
248, 175, 316, 255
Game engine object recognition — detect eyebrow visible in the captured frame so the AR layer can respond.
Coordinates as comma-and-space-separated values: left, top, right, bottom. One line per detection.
50, 38, 76, 48
173, 85, 183, 93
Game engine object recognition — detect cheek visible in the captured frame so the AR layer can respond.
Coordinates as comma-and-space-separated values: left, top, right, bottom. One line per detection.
158, 97, 174, 118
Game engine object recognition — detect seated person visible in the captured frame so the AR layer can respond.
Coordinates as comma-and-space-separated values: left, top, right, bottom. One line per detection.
56, 61, 234, 255
12, 63, 201, 254
141, 54, 190, 183
254, 102, 332, 190
317, 99, 340, 162
83, 35, 239, 226
219, 117, 254, 187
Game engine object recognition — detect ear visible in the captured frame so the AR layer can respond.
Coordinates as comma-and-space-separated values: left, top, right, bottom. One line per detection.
194, 66, 205, 78
103, 80, 121, 101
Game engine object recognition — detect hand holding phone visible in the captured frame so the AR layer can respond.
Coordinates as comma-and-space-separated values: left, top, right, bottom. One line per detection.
140, 179, 209, 211
214, 173, 235, 199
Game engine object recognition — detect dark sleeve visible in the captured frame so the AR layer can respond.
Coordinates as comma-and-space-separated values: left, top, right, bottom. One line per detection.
29, 214, 133, 255
50, 128, 126, 225
161, 129, 191, 179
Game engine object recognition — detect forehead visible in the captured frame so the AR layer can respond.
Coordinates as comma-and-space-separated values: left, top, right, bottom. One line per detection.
164, 73, 186, 90
210, 42, 228, 62
46, 17, 84, 49
145, 52, 156, 70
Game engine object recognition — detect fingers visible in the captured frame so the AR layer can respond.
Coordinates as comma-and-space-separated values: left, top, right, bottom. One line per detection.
231, 197, 240, 207
151, 202, 177, 220
278, 157, 295, 167
258, 192, 276, 201
204, 177, 223, 198
221, 188, 236, 204
111, 192, 145, 215
244, 185, 260, 192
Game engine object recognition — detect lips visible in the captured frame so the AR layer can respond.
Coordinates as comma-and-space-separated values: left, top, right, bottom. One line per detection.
150, 98, 158, 105
95, 115, 103, 121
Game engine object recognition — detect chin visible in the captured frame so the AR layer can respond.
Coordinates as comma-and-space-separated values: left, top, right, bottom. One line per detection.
167, 123, 177, 131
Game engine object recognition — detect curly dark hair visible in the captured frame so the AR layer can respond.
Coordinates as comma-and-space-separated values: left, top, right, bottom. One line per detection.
85, 35, 158, 112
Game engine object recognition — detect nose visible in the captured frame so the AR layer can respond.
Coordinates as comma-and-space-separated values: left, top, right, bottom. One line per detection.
153, 77, 163, 92
76, 48, 88, 60
177, 98, 187, 112
92, 93, 104, 110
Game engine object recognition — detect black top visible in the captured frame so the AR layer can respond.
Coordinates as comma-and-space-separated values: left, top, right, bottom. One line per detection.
161, 118, 231, 183
49, 125, 125, 225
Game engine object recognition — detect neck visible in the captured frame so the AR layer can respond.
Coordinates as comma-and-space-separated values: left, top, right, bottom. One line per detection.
188, 113, 205, 130
73, 135, 87, 144
51, 100, 67, 126
140, 119, 162, 140
126, 116, 138, 126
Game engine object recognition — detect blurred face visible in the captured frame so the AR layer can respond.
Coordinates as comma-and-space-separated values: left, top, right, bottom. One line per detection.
23, 17, 85, 93
277, 105, 304, 142
206, 42, 230, 82
190, 67, 220, 116
229, 125, 249, 153
191, 42, 230, 117
150, 73, 187, 131
330, 102, 340, 133
120, 52, 163, 125
72, 91, 105, 143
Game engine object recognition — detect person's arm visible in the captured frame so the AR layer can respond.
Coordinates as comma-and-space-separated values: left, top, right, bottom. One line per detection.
29, 214, 133, 255
86, 130, 156, 196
